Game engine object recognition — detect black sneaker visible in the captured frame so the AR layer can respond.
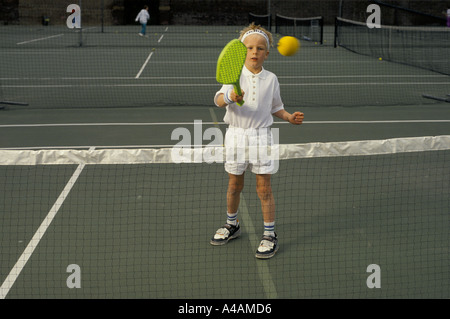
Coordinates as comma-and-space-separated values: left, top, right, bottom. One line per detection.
210, 223, 241, 246
255, 233, 279, 259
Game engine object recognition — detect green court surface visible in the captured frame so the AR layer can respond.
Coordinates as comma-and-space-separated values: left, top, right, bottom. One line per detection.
0, 24, 449, 299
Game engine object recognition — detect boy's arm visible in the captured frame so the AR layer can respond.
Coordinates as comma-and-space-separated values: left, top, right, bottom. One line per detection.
216, 94, 227, 108
273, 109, 304, 125
215, 89, 245, 108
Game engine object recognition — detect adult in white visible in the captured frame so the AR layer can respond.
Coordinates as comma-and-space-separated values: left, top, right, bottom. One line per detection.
135, 5, 150, 36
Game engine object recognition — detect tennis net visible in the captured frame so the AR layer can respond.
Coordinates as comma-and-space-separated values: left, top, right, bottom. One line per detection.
2, 1, 450, 109
275, 14, 324, 44
335, 17, 450, 75
248, 13, 271, 30
1, 135, 449, 298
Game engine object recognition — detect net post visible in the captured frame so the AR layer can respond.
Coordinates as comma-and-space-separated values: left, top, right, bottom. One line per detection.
319, 16, 324, 44
78, 0, 83, 47
275, 14, 279, 34
293, 18, 297, 38
388, 27, 392, 57
101, 0, 104, 33
334, 17, 338, 48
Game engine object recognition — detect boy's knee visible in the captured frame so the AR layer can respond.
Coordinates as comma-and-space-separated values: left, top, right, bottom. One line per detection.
228, 183, 244, 195
256, 185, 272, 200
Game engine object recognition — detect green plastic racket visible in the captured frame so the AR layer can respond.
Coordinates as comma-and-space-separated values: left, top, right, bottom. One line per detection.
216, 39, 247, 106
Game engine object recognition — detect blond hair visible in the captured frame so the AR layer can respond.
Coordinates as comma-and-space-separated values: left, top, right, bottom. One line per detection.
239, 23, 273, 48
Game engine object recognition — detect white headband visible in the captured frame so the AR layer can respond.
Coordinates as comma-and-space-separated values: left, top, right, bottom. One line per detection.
241, 29, 270, 48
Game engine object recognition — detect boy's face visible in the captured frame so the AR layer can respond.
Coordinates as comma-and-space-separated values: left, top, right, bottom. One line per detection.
243, 34, 269, 73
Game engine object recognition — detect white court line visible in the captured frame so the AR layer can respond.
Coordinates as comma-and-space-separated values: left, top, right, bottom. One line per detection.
295, 120, 450, 124
282, 82, 450, 86
135, 52, 154, 79
16, 34, 64, 45
136, 27, 165, 77
2, 84, 218, 88
0, 147, 94, 299
0, 77, 215, 81
278, 74, 449, 79
127, 60, 429, 64
238, 195, 278, 299
1, 74, 447, 81
207, 106, 277, 297
0, 145, 178, 150
1, 120, 449, 129
3, 82, 450, 89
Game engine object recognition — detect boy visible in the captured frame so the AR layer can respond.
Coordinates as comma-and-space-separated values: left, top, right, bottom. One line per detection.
135, 5, 150, 36
210, 23, 304, 259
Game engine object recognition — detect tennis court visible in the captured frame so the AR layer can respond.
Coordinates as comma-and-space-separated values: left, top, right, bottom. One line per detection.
0, 19, 449, 299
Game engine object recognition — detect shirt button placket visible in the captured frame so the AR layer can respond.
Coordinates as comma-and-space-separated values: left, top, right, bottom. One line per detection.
252, 77, 257, 101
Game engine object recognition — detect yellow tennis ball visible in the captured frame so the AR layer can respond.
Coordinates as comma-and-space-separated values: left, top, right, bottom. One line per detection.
277, 36, 300, 56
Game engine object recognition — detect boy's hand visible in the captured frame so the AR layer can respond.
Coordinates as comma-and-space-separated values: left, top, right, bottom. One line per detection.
230, 89, 245, 104
289, 112, 304, 125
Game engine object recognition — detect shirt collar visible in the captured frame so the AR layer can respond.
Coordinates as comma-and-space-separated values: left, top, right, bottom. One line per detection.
242, 65, 267, 79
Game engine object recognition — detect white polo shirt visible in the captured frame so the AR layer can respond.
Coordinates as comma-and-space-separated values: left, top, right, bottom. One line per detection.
214, 66, 284, 129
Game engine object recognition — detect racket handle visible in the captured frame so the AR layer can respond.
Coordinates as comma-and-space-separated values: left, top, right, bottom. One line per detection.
234, 84, 244, 107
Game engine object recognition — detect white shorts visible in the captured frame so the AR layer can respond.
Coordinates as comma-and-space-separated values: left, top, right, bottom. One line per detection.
224, 127, 278, 175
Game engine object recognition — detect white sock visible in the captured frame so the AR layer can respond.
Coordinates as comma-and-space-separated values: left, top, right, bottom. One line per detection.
227, 211, 238, 226
264, 221, 275, 237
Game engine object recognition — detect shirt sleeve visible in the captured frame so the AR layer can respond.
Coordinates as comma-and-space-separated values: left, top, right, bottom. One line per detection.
271, 76, 284, 114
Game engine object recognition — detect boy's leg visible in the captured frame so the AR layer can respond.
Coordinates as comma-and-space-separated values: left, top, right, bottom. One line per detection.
210, 173, 244, 245
227, 173, 245, 216
255, 174, 278, 259
256, 174, 275, 229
